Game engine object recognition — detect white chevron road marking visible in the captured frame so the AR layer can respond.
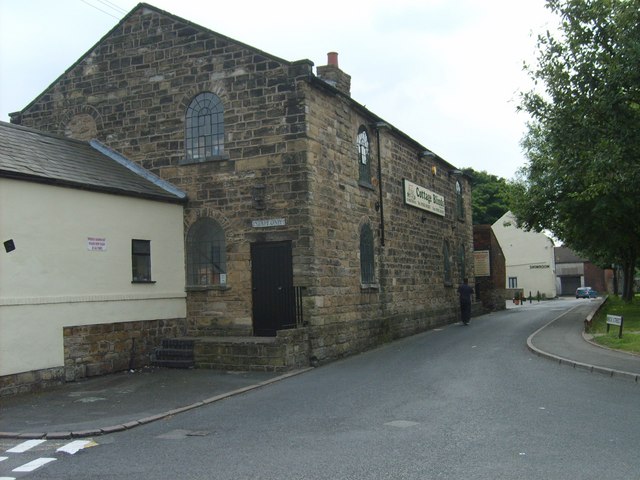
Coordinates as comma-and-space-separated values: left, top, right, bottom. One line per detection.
12, 457, 56, 472
57, 440, 95, 454
2, 438, 97, 477
6, 439, 46, 453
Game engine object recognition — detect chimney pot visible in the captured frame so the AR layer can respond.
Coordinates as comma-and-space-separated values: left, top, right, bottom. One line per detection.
327, 51, 339, 67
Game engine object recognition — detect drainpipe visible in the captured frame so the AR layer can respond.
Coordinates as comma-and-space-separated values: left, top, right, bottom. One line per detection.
374, 122, 388, 246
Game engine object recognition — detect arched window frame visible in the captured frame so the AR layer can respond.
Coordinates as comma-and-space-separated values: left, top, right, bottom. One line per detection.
184, 92, 225, 163
357, 126, 372, 187
443, 240, 452, 286
186, 218, 227, 287
360, 223, 375, 285
455, 180, 464, 221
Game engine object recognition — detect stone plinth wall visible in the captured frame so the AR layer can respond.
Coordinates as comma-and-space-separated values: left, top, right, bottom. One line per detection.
308, 307, 457, 365
192, 308, 458, 373
194, 328, 310, 372
0, 367, 65, 398
64, 318, 185, 381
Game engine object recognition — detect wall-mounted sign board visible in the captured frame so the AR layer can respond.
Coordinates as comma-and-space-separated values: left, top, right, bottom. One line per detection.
403, 179, 445, 217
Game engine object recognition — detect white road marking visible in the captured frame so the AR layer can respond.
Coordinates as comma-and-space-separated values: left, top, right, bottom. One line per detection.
6, 439, 46, 453
0, 457, 7, 462
0, 477, 16, 480
57, 440, 94, 454
12, 457, 56, 472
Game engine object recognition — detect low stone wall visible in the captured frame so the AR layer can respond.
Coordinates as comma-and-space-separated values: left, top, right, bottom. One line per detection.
194, 328, 310, 372
308, 307, 457, 365
0, 367, 65, 398
64, 318, 185, 381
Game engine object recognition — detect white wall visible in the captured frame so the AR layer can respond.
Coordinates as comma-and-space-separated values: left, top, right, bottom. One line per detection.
492, 211, 557, 298
0, 178, 186, 376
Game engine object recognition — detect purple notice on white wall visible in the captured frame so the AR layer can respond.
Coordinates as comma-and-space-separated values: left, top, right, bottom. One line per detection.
87, 237, 107, 251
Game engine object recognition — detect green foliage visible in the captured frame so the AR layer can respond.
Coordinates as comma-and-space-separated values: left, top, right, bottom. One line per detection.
513, 0, 640, 301
590, 295, 640, 353
462, 168, 510, 225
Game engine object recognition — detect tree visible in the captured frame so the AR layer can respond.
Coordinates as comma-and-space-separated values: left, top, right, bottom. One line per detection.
463, 168, 510, 225
512, 0, 640, 302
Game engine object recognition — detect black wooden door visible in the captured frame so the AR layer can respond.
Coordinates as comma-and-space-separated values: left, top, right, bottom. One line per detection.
251, 241, 295, 337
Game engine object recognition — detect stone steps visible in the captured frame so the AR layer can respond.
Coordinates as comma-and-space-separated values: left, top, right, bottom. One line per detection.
151, 339, 195, 369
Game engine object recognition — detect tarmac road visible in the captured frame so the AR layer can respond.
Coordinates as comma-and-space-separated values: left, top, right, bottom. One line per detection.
2, 296, 638, 480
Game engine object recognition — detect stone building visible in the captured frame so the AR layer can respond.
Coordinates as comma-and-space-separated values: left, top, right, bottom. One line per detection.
10, 3, 473, 372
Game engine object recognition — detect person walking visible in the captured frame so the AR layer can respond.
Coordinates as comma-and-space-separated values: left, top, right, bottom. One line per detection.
457, 278, 474, 325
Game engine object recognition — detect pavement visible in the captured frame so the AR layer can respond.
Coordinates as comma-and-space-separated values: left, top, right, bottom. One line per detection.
1, 298, 638, 440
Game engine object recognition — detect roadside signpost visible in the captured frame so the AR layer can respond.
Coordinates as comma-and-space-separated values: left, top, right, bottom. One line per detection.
606, 314, 623, 339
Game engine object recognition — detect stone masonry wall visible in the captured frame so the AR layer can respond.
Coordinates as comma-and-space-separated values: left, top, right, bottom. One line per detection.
64, 318, 183, 381
303, 80, 473, 341
0, 367, 65, 398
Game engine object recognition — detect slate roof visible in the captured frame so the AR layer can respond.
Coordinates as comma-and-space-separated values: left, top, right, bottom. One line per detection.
0, 121, 186, 203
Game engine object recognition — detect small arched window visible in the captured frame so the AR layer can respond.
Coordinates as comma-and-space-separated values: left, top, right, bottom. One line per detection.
360, 223, 375, 284
455, 180, 464, 220
443, 240, 452, 285
184, 92, 224, 163
356, 126, 371, 186
186, 218, 226, 286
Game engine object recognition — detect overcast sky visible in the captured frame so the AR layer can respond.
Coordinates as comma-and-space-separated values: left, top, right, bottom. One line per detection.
0, 0, 557, 179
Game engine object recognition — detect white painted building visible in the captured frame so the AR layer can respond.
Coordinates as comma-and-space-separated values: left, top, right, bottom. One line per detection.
0, 122, 187, 394
491, 211, 557, 299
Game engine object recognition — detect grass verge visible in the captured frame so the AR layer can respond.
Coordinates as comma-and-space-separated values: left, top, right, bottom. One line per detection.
589, 295, 640, 354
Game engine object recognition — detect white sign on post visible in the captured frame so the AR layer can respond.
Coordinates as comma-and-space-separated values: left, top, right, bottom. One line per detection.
606, 315, 622, 326
606, 314, 623, 338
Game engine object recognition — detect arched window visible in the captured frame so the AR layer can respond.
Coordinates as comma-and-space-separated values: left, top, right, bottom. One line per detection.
455, 180, 464, 220
184, 92, 224, 163
360, 223, 375, 284
356, 126, 371, 186
186, 218, 226, 286
443, 240, 452, 285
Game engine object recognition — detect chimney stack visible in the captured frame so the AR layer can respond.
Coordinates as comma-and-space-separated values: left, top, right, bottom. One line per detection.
317, 51, 351, 96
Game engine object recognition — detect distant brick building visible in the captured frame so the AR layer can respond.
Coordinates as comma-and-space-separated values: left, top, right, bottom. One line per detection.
554, 246, 607, 295
10, 3, 473, 372
473, 225, 506, 310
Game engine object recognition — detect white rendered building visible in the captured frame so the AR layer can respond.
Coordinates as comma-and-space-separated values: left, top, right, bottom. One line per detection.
492, 211, 557, 299
0, 122, 187, 394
